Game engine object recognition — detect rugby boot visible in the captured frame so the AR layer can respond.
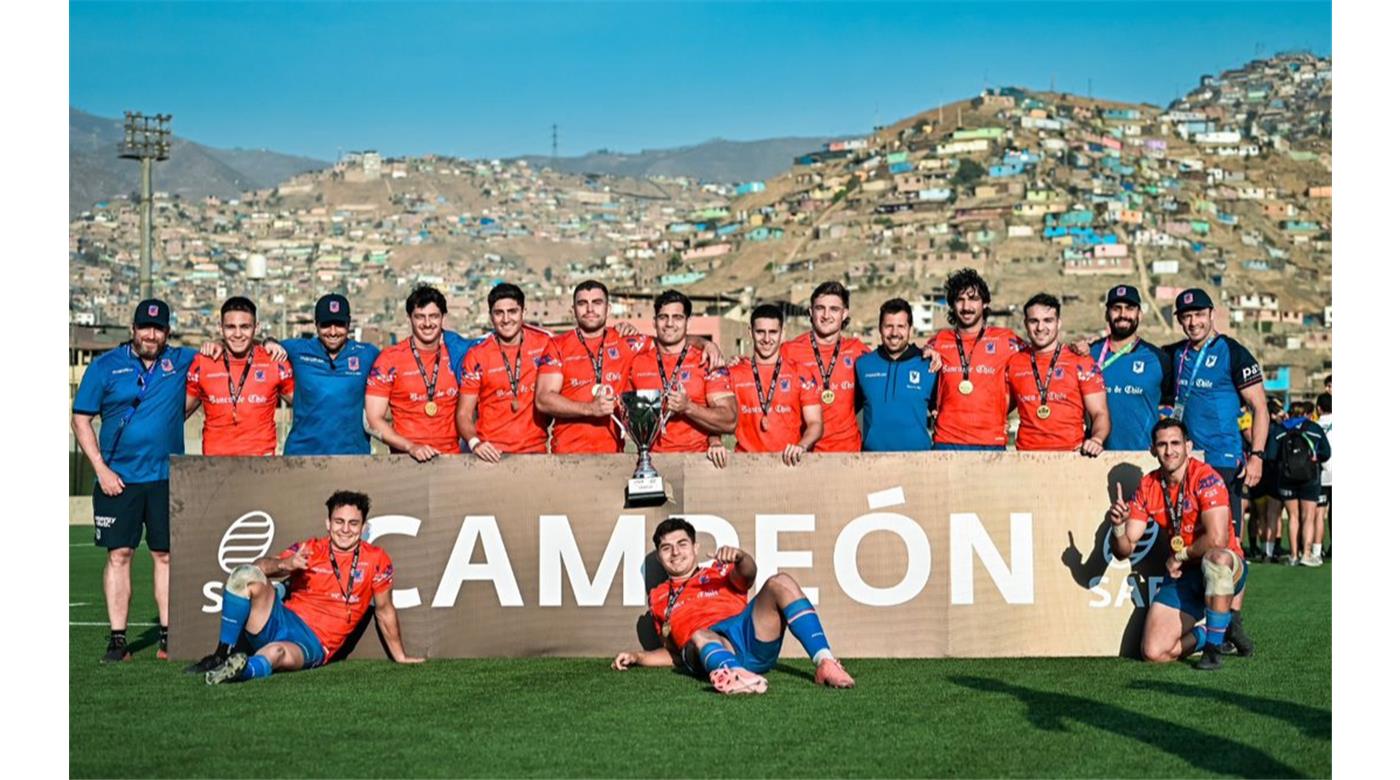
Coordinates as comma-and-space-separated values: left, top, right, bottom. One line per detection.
156, 636, 169, 661
184, 648, 229, 675
709, 666, 768, 695
205, 653, 248, 685
100, 635, 130, 664
1194, 645, 1224, 671
815, 658, 855, 688
1225, 614, 1255, 658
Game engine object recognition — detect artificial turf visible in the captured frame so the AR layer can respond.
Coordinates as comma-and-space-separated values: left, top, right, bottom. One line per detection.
69, 526, 1331, 778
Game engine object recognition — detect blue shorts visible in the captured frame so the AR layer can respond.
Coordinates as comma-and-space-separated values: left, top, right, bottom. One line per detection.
1154, 553, 1249, 621
684, 601, 783, 675
932, 443, 1005, 452
247, 598, 326, 669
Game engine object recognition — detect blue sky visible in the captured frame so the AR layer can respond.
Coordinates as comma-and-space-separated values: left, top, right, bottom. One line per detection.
70, 1, 1331, 161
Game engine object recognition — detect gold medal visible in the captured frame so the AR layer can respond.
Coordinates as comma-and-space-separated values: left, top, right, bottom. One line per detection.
821, 389, 836, 405
424, 401, 438, 417
760, 416, 770, 432
591, 383, 604, 398
511, 398, 521, 412
660, 622, 671, 641
1036, 404, 1051, 420
958, 379, 974, 395
1171, 535, 1186, 553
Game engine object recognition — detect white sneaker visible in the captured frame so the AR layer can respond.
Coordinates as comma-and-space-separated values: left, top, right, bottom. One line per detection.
1300, 554, 1323, 568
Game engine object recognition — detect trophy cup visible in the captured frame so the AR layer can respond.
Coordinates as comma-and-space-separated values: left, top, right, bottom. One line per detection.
616, 390, 670, 506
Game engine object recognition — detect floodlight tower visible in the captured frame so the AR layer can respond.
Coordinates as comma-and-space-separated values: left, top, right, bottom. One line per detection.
119, 112, 172, 300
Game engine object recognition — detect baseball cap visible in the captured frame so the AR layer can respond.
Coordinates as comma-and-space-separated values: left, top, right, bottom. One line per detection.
1104, 285, 1141, 307
1174, 288, 1214, 314
133, 299, 171, 329
315, 294, 351, 325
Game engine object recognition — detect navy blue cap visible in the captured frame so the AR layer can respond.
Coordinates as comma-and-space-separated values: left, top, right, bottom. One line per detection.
133, 299, 171, 329
1105, 284, 1141, 307
1174, 288, 1214, 314
315, 294, 351, 324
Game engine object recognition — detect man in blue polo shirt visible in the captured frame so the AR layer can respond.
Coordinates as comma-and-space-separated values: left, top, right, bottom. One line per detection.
72, 299, 198, 663
277, 294, 381, 455
1089, 285, 1175, 451
856, 298, 937, 451
1165, 288, 1270, 537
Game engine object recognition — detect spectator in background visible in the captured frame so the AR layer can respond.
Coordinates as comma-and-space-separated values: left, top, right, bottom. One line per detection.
1315, 393, 1333, 558
1251, 397, 1287, 563
1268, 400, 1331, 567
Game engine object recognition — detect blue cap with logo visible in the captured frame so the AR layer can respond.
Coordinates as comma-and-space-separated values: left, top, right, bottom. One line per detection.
1174, 288, 1214, 314
1105, 285, 1141, 307
133, 298, 171, 329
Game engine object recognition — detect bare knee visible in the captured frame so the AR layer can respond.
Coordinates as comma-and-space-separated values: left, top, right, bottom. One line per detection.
107, 548, 134, 567
763, 572, 803, 601
150, 551, 170, 566
1140, 640, 1179, 664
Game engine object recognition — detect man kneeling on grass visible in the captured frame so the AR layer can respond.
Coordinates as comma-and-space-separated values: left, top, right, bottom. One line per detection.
611, 517, 854, 694
187, 490, 423, 683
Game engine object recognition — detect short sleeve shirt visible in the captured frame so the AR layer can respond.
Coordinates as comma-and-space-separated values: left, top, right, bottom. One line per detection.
1129, 459, 1244, 559
647, 562, 748, 649
458, 327, 554, 454
186, 347, 295, 456
779, 333, 870, 452
281, 338, 380, 456
1007, 348, 1105, 451
1165, 335, 1263, 469
72, 344, 197, 483
1088, 337, 1174, 451
536, 327, 647, 454
365, 340, 461, 453
624, 343, 734, 453
279, 538, 395, 658
730, 357, 820, 453
928, 326, 1024, 447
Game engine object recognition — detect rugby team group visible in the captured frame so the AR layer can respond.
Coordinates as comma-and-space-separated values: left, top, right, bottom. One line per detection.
71, 267, 1331, 691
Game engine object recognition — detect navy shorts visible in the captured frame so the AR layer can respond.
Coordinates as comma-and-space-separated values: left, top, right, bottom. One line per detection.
932, 443, 1005, 452
92, 480, 169, 552
1155, 551, 1249, 621
682, 601, 783, 675
247, 598, 326, 669
1277, 480, 1322, 502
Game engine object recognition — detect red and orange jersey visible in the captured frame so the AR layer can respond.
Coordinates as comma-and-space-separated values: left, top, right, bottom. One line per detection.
278, 537, 395, 659
779, 333, 869, 452
1006, 348, 1106, 451
648, 562, 748, 649
1129, 459, 1244, 559
536, 327, 647, 454
365, 340, 461, 454
730, 357, 820, 453
185, 347, 294, 456
459, 327, 554, 454
624, 342, 734, 453
927, 326, 1024, 447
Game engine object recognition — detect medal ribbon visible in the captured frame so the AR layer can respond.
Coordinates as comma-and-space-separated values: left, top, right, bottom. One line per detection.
1171, 336, 1215, 418
576, 329, 606, 385
1096, 337, 1139, 373
954, 326, 986, 385
1028, 344, 1063, 409
656, 345, 690, 396
327, 541, 363, 621
810, 333, 841, 391
1158, 473, 1187, 540
411, 343, 442, 402
222, 352, 254, 419
496, 337, 524, 401
661, 569, 700, 635
751, 358, 782, 418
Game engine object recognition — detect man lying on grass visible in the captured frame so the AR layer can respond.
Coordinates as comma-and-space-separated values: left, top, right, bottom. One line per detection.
611, 516, 854, 694
187, 490, 423, 683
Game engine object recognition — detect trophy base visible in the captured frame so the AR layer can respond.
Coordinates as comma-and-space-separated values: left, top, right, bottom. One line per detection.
625, 475, 667, 507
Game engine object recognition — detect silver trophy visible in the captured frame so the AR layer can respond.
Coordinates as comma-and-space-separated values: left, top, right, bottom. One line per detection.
615, 389, 670, 506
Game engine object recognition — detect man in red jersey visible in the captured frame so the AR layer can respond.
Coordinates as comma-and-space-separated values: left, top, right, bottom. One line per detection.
457, 283, 554, 462
1006, 293, 1110, 455
189, 490, 423, 683
708, 303, 823, 468
925, 268, 1024, 451
611, 517, 854, 695
1107, 418, 1255, 671
623, 290, 736, 453
365, 285, 473, 462
184, 296, 294, 456
779, 281, 869, 452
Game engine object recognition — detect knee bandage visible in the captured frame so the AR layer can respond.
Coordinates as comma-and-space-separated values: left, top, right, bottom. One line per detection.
226, 564, 268, 597
1202, 556, 1236, 597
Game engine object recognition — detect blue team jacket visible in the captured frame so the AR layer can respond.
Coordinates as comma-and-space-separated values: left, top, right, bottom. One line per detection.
855, 346, 938, 451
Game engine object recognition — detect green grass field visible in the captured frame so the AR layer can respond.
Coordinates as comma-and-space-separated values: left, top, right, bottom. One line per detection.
69, 526, 1331, 778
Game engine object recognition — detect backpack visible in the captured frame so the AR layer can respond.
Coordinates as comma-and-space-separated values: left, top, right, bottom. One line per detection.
1278, 427, 1319, 483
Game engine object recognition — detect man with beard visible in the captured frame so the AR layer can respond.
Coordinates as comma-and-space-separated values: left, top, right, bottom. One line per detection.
73, 299, 198, 662
623, 290, 736, 453
855, 298, 939, 451
611, 517, 854, 694
1088, 285, 1175, 451
270, 294, 380, 455
1007, 293, 1110, 454
706, 303, 823, 468
1165, 289, 1270, 537
185, 296, 295, 456
365, 285, 482, 462
457, 283, 554, 462
925, 268, 1025, 451
190, 490, 423, 682
779, 281, 870, 452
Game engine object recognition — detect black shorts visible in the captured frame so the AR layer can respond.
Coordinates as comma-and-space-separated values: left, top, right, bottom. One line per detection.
1276, 479, 1322, 503
92, 480, 170, 552
1319, 486, 1332, 508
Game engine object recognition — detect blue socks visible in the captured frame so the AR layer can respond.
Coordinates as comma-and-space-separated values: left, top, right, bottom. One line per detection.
1204, 609, 1231, 648
239, 655, 273, 681
219, 592, 252, 648
698, 641, 738, 673
782, 598, 834, 664
1190, 625, 1207, 654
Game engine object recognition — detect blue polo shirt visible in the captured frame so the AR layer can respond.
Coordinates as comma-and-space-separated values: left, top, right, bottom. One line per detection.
281, 338, 381, 455
1088, 337, 1174, 451
72, 343, 197, 483
1165, 334, 1263, 470
855, 346, 938, 451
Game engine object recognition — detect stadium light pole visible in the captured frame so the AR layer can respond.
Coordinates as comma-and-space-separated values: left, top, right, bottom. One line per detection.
119, 112, 172, 301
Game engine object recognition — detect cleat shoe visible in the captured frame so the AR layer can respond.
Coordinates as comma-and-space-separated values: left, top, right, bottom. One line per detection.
1226, 619, 1255, 658
157, 637, 169, 661
1218, 640, 1237, 655
184, 651, 228, 675
709, 666, 768, 695
100, 636, 130, 664
815, 658, 856, 688
205, 653, 248, 686
1195, 645, 1224, 671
